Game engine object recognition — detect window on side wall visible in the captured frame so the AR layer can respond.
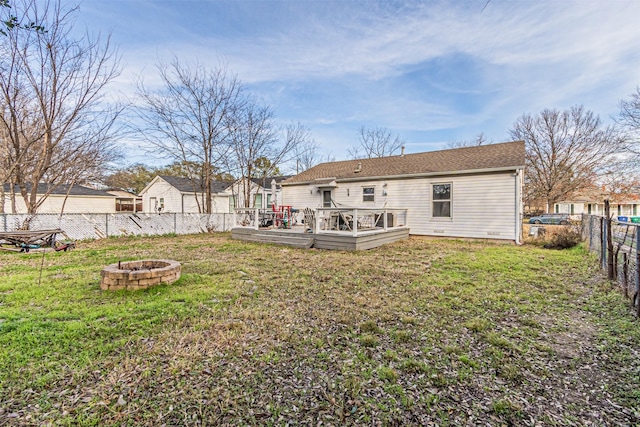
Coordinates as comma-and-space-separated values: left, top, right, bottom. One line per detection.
432, 183, 451, 218
363, 186, 375, 202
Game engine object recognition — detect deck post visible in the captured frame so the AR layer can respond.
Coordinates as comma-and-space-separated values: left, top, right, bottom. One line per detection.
353, 209, 358, 237
254, 208, 259, 230
384, 209, 388, 231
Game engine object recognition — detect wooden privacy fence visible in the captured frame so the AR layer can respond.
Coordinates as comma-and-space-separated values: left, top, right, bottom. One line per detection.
581, 214, 640, 316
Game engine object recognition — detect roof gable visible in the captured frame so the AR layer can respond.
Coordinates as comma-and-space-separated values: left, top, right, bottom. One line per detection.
283, 141, 525, 185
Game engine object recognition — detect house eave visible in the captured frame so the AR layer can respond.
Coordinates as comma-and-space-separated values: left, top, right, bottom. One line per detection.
282, 165, 524, 186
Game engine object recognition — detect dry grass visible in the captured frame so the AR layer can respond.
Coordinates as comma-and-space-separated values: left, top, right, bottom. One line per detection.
1, 233, 639, 425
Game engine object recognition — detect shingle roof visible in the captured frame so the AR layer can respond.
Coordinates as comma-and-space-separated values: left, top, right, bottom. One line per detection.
159, 176, 232, 194
283, 141, 525, 185
250, 176, 293, 187
2, 183, 115, 197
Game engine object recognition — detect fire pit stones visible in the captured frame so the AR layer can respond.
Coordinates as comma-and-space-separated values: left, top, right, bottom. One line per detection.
100, 259, 181, 291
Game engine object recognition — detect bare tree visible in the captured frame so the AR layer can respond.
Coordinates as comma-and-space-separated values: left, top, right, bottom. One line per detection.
510, 105, 623, 212
226, 99, 278, 208
445, 132, 491, 149
292, 132, 320, 173
348, 126, 405, 159
227, 104, 308, 207
135, 59, 242, 214
0, 0, 122, 214
617, 87, 640, 154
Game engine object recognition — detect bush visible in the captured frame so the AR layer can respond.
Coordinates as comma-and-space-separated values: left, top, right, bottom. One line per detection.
542, 226, 582, 249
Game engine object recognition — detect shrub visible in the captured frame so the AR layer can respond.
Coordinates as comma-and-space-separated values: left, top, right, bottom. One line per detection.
542, 226, 582, 250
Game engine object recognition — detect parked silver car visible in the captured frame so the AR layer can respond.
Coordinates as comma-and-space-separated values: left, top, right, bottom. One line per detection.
528, 213, 570, 225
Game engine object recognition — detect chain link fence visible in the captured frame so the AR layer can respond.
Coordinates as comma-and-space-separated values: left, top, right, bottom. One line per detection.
581, 214, 640, 316
0, 212, 234, 241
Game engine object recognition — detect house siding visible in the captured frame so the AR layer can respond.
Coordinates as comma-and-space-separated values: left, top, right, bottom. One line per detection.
4, 195, 115, 213
182, 193, 231, 213
142, 179, 183, 213
282, 171, 519, 240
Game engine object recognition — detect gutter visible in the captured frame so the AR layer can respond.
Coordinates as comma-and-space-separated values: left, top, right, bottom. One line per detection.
282, 165, 525, 186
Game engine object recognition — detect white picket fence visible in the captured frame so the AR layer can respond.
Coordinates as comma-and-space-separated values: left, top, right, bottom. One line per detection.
0, 213, 234, 241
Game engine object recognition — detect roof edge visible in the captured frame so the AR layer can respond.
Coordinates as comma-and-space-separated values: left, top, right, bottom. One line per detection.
282, 165, 524, 186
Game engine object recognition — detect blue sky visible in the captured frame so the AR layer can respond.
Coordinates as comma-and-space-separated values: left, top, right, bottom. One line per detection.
76, 0, 640, 164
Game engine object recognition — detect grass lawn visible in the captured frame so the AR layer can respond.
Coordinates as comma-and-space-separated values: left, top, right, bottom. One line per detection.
1, 233, 639, 426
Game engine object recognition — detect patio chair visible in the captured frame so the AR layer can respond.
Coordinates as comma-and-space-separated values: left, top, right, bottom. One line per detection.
303, 208, 316, 233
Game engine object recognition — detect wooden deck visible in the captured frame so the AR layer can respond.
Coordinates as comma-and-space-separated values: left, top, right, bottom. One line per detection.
231, 226, 409, 250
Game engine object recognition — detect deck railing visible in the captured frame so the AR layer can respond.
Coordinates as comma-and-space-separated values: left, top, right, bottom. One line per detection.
233, 208, 260, 230
315, 208, 408, 237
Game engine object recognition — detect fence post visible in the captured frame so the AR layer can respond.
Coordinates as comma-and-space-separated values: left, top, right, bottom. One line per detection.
623, 252, 628, 298
605, 201, 614, 280
587, 215, 596, 251
174, 213, 177, 234
601, 216, 606, 271
105, 213, 109, 237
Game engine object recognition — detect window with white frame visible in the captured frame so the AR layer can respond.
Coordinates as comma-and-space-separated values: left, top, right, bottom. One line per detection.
363, 186, 375, 202
432, 183, 451, 218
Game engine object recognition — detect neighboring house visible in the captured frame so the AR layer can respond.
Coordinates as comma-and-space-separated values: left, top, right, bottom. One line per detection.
106, 190, 143, 213
139, 176, 232, 213
281, 141, 525, 242
225, 176, 291, 209
2, 183, 117, 213
555, 189, 640, 218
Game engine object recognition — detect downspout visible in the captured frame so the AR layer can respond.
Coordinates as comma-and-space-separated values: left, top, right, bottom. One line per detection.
515, 169, 523, 244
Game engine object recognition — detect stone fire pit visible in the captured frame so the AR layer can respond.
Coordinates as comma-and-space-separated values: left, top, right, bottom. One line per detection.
100, 259, 181, 291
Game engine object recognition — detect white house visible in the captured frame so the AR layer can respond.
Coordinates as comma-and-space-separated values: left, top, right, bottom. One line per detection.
555, 190, 640, 218
139, 176, 233, 213
225, 176, 291, 210
281, 141, 525, 242
2, 183, 117, 213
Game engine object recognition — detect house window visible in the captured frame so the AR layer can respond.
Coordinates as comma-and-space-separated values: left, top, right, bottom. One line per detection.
363, 186, 375, 202
158, 198, 165, 212
587, 204, 592, 214
432, 183, 451, 218
254, 194, 262, 208
570, 204, 574, 215
634, 204, 638, 216
617, 205, 622, 216
229, 195, 236, 211
554, 204, 559, 213
267, 194, 272, 207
